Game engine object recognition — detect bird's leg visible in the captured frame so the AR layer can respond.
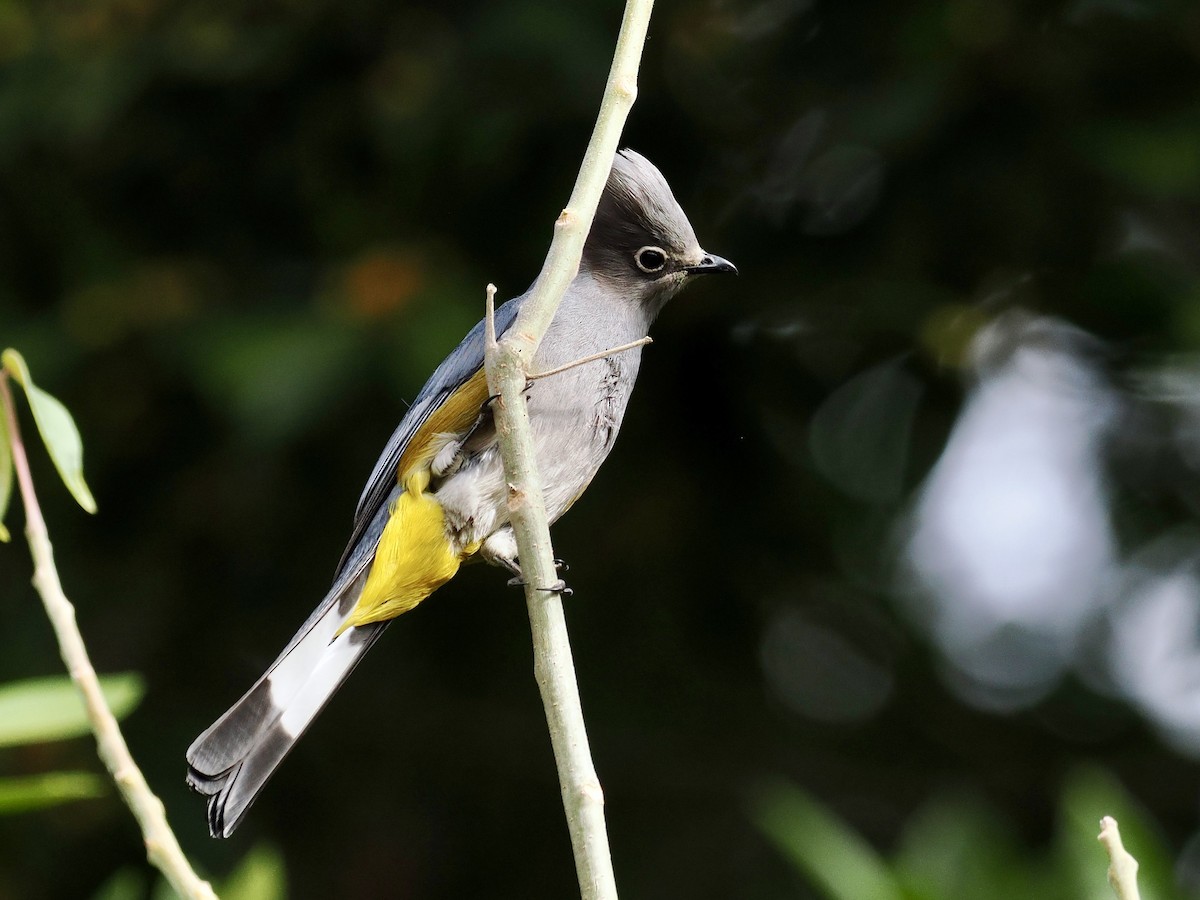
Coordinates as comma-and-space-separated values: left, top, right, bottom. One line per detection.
431, 395, 497, 479
430, 438, 465, 479
447, 390, 530, 475
481, 529, 572, 595
480, 378, 533, 413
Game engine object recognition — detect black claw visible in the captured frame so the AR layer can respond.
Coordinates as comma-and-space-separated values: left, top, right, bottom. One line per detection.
485, 385, 531, 406
509, 576, 573, 596
553, 559, 569, 572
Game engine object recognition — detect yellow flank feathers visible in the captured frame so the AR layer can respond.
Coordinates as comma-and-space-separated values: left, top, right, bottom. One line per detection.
337, 370, 492, 634
396, 368, 491, 477
338, 468, 461, 632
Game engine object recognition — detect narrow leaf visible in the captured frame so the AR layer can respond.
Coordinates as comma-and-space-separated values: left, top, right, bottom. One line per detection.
0, 771, 106, 814
0, 403, 11, 541
1, 349, 96, 513
0, 673, 144, 747
751, 780, 903, 900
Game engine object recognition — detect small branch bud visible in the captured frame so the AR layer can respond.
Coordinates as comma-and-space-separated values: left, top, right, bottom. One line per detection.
1099, 816, 1142, 900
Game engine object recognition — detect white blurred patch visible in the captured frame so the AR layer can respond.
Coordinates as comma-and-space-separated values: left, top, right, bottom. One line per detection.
1109, 553, 1200, 756
903, 314, 1119, 708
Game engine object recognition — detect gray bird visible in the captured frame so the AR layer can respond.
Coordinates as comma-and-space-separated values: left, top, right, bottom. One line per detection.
186, 149, 736, 837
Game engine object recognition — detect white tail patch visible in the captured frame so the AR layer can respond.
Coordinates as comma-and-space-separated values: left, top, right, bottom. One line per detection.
276, 625, 365, 737
267, 602, 347, 715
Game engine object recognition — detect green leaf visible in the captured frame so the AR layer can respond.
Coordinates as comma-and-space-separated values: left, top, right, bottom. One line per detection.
221, 843, 287, 900
0, 402, 11, 542
0, 771, 106, 814
0, 673, 144, 747
90, 868, 147, 900
2, 349, 97, 513
751, 780, 903, 900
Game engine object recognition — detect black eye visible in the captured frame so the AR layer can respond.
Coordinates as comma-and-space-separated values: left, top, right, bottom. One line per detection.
634, 246, 667, 274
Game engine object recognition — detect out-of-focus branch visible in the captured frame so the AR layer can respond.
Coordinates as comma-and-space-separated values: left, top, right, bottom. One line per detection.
1098, 816, 1141, 900
482, 2, 654, 897
0, 372, 218, 900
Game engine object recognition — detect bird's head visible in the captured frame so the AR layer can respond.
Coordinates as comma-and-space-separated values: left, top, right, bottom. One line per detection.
582, 149, 736, 312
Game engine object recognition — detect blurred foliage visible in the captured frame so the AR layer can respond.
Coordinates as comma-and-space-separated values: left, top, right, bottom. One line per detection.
93, 843, 285, 900
0, 393, 9, 542
215, 843, 287, 900
0, 0, 1199, 897
757, 766, 1181, 900
0, 674, 143, 748
0, 772, 107, 816
0, 674, 142, 817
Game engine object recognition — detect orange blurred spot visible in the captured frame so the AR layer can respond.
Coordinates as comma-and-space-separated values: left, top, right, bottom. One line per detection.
341, 247, 424, 319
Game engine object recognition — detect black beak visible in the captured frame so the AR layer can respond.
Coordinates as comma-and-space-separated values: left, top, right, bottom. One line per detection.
685, 253, 738, 276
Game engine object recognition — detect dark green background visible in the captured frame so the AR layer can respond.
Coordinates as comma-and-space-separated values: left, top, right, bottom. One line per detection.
3, 0, 1200, 896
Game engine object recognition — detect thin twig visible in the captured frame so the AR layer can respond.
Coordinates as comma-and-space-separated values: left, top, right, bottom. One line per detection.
482, 1, 654, 898
0, 372, 217, 900
528, 337, 652, 382
1098, 816, 1141, 900
485, 283, 498, 348
498, 0, 654, 365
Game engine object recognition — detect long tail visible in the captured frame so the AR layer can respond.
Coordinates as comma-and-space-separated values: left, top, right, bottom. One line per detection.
186, 569, 386, 838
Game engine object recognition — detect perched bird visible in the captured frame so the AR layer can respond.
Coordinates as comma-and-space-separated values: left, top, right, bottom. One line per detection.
186, 149, 736, 837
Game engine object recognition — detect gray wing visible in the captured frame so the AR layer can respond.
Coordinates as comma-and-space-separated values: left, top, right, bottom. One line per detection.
336, 293, 526, 574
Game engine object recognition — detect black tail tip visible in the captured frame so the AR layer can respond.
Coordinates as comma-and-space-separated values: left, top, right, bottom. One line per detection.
186, 765, 236, 839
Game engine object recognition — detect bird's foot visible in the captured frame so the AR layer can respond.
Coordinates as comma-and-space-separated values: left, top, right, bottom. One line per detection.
506, 574, 573, 597
482, 380, 533, 411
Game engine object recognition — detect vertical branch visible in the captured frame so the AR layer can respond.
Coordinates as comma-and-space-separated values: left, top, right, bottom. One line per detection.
501, 0, 654, 365
0, 373, 218, 900
483, 2, 654, 898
